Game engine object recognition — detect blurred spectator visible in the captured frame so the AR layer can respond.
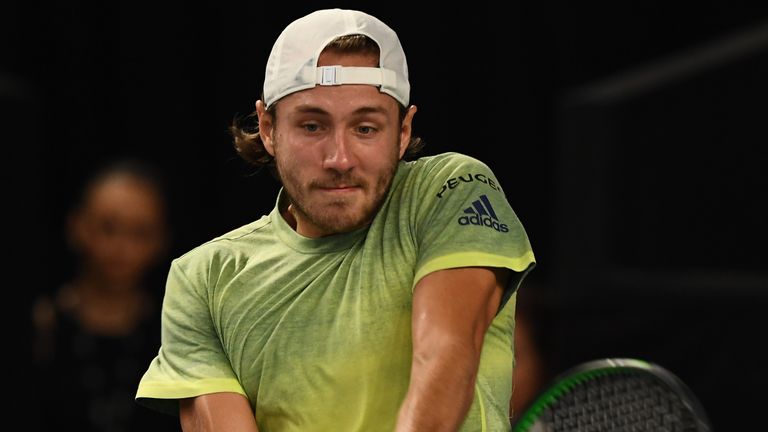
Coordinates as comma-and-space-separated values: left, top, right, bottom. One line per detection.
511, 278, 552, 422
30, 159, 179, 431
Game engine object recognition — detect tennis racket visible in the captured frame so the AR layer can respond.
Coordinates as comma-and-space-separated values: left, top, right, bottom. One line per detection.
511, 358, 713, 432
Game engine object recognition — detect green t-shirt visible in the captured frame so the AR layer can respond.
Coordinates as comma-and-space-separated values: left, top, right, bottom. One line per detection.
136, 152, 535, 431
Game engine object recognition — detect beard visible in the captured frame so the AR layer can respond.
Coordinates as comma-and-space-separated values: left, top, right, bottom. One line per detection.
274, 147, 400, 236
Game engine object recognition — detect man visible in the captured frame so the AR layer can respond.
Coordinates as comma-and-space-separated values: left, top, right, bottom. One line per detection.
136, 8, 535, 432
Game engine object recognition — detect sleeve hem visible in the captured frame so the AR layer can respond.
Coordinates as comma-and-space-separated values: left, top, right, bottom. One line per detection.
413, 250, 536, 289
136, 378, 246, 400
135, 378, 247, 416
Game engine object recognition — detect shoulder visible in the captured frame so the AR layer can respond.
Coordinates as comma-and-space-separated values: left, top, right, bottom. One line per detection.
405, 152, 493, 175
31, 285, 77, 332
30, 285, 78, 364
166, 216, 274, 289
175, 216, 271, 265
398, 152, 504, 200
405, 152, 500, 188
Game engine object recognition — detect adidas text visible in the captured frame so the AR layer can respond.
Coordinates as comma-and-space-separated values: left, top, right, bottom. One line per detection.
458, 214, 509, 232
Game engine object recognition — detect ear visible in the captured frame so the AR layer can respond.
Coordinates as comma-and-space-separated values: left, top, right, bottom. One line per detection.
398, 105, 418, 159
256, 100, 276, 156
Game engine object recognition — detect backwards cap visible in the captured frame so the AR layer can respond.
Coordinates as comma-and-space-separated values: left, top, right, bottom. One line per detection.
263, 8, 410, 108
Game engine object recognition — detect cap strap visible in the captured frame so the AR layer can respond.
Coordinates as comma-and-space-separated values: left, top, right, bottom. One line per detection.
304, 66, 397, 87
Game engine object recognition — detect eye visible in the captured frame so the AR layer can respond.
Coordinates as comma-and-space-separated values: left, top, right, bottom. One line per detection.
302, 123, 320, 132
357, 125, 376, 135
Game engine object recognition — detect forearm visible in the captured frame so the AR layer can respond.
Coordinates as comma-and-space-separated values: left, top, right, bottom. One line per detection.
398, 266, 507, 431
396, 340, 480, 432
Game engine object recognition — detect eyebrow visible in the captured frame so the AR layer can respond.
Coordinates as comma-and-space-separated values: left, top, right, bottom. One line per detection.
293, 105, 389, 117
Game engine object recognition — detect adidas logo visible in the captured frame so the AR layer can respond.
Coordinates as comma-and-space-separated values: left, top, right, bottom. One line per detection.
457, 194, 509, 232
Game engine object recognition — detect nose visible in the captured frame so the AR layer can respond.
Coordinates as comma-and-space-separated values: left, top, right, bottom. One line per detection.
323, 130, 355, 173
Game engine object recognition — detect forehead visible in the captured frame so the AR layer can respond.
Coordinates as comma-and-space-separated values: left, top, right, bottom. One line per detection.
85, 175, 164, 216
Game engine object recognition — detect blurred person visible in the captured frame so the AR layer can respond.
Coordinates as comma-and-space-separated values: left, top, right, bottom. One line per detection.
136, 8, 536, 432
31, 159, 179, 431
510, 283, 551, 422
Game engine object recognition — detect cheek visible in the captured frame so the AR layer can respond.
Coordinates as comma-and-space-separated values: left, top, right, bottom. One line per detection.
273, 146, 314, 185
274, 136, 320, 166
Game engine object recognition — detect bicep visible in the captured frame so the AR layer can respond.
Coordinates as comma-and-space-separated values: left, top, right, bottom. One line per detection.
412, 266, 510, 351
180, 392, 259, 432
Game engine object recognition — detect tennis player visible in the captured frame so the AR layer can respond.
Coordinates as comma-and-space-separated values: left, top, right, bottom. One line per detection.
136, 8, 536, 432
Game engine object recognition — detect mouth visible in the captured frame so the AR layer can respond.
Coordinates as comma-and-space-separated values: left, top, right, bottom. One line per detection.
318, 185, 360, 193
314, 178, 362, 190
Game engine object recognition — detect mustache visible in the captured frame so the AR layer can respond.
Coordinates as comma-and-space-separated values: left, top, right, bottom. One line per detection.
310, 173, 366, 189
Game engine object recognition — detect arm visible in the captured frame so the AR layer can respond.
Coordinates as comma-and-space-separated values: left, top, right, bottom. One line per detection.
180, 392, 259, 432
395, 266, 509, 432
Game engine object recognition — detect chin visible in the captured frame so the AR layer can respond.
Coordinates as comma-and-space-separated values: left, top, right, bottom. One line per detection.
316, 207, 372, 233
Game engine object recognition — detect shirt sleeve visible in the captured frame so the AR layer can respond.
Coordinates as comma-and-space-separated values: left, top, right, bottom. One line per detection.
135, 257, 246, 416
412, 153, 536, 301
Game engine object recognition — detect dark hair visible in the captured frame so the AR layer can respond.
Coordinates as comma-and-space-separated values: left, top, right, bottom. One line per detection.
230, 34, 425, 173
74, 159, 168, 213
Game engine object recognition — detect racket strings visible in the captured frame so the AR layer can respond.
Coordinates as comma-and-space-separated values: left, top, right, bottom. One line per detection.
542, 372, 698, 431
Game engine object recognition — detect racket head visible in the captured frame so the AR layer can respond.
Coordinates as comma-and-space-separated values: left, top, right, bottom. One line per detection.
511, 358, 712, 432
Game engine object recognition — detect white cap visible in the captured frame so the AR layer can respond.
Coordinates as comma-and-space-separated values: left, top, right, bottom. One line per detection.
263, 9, 410, 108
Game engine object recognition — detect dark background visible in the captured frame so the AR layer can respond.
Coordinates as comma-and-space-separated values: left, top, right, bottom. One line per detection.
4, 1, 768, 430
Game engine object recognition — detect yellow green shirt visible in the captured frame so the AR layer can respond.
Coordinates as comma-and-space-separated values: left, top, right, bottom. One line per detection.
136, 152, 536, 431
